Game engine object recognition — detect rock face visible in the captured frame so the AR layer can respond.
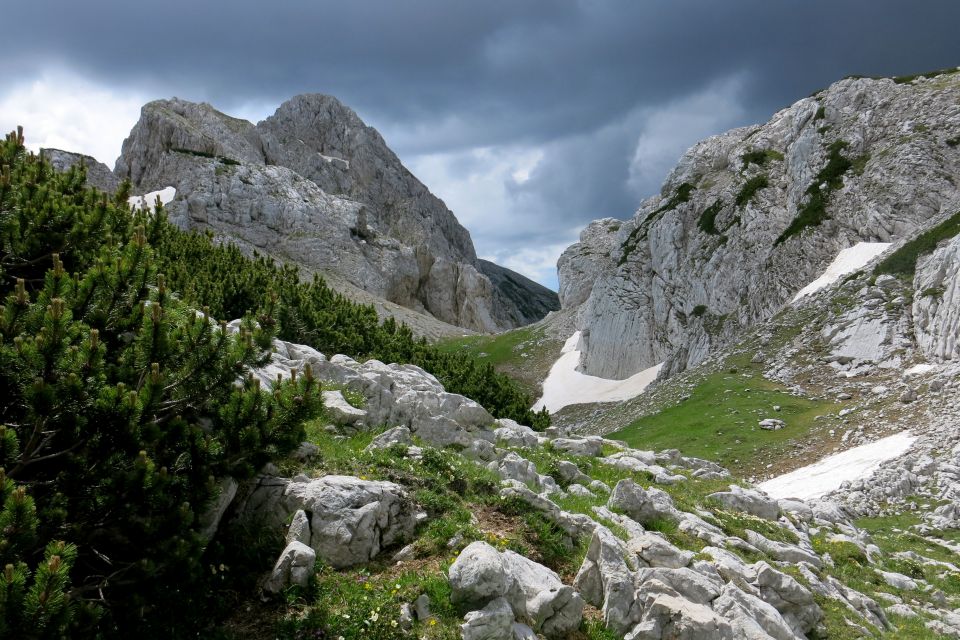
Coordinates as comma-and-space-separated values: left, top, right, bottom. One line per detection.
477, 259, 561, 327
559, 73, 960, 379
913, 231, 960, 361
42, 148, 120, 193
113, 95, 557, 333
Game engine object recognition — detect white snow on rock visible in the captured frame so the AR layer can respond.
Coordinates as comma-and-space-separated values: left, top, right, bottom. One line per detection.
128, 186, 177, 211
533, 332, 662, 413
792, 242, 891, 302
758, 431, 916, 500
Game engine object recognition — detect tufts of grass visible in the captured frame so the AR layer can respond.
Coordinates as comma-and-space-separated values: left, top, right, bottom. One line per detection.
741, 149, 784, 168
275, 563, 461, 640
874, 210, 960, 277
607, 354, 842, 473
710, 509, 798, 545
435, 325, 543, 369
735, 175, 769, 208
892, 66, 960, 84
697, 200, 725, 235
775, 140, 857, 245
170, 146, 241, 165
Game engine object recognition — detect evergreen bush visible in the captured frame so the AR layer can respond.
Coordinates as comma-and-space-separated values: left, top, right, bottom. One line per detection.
0, 130, 321, 636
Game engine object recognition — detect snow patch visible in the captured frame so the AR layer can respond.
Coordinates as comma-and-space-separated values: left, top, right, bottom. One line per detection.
758, 431, 916, 501
129, 186, 177, 211
533, 331, 662, 413
792, 242, 891, 302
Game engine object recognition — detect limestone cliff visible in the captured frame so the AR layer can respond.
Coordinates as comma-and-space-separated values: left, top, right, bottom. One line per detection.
560, 71, 960, 379
914, 229, 960, 361
114, 95, 557, 333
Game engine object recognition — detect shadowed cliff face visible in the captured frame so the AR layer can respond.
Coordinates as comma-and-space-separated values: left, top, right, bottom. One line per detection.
113, 94, 557, 333
559, 72, 960, 380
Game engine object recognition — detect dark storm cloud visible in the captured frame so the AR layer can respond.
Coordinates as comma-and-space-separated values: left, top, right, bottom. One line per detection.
4, 0, 960, 285
8, 1, 960, 143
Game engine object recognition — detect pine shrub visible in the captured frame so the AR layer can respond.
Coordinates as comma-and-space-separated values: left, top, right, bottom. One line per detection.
0, 130, 322, 636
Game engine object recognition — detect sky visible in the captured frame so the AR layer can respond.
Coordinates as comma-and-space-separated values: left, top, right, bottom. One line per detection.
2, 1, 959, 289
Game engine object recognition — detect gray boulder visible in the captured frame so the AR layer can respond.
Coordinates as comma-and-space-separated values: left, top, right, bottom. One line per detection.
754, 562, 822, 635
708, 486, 780, 520
285, 509, 311, 546
450, 542, 512, 607
574, 527, 640, 636
322, 389, 367, 428
627, 533, 694, 569
713, 583, 803, 640
494, 419, 541, 448
551, 437, 604, 457
461, 597, 515, 640
745, 530, 821, 568
608, 479, 680, 525
365, 426, 413, 450
197, 476, 238, 543
634, 567, 723, 605
263, 541, 316, 593
627, 593, 733, 640
283, 475, 417, 568
449, 542, 584, 637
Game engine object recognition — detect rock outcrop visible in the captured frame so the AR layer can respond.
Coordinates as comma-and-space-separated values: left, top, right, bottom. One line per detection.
913, 231, 960, 361
42, 148, 120, 193
559, 72, 960, 379
112, 95, 557, 333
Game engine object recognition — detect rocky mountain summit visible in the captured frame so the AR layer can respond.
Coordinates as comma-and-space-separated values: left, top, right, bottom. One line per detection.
559, 70, 960, 380
108, 94, 557, 334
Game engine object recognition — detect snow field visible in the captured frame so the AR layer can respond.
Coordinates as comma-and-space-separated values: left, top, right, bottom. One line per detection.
758, 431, 917, 500
533, 331, 663, 413
792, 242, 891, 302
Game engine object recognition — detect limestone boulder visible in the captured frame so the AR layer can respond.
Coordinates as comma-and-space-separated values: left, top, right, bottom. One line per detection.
449, 542, 584, 638
708, 486, 780, 520
263, 541, 316, 594
283, 475, 417, 568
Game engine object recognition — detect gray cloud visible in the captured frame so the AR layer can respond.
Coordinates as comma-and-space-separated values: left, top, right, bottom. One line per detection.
3, 1, 959, 286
